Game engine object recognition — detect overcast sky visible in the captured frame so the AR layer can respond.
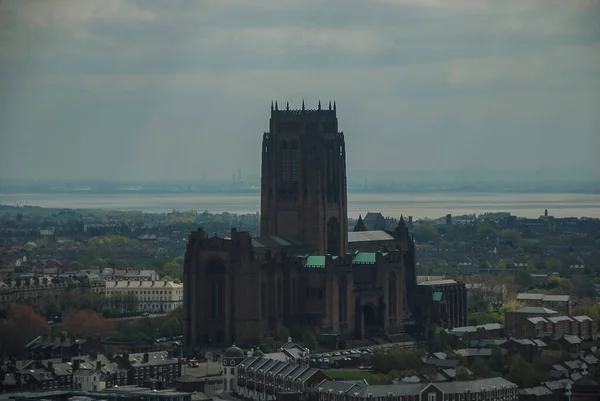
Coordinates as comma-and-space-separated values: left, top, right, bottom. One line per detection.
0, 0, 598, 181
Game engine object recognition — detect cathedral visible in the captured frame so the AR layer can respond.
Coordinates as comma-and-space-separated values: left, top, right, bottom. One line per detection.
183, 101, 420, 348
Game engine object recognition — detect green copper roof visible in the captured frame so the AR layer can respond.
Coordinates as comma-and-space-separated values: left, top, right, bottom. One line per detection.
305, 256, 326, 268
304, 252, 386, 268
352, 252, 376, 265
433, 291, 443, 302
304, 255, 338, 268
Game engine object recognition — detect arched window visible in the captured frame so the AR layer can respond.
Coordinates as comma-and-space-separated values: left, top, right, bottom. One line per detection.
291, 141, 299, 182
280, 141, 289, 182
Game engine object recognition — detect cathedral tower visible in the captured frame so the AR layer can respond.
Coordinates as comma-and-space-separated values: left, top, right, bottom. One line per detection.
260, 100, 348, 255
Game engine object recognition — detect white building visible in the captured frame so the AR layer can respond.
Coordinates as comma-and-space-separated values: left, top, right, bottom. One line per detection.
105, 280, 183, 312
73, 369, 107, 392
221, 339, 322, 401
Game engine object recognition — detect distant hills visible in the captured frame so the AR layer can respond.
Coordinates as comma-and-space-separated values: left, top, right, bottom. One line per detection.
0, 177, 598, 195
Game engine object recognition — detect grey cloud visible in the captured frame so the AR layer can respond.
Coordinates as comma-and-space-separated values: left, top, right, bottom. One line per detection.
0, 0, 598, 181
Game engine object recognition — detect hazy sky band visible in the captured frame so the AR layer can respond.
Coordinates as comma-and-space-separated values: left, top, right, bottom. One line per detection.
0, 0, 598, 180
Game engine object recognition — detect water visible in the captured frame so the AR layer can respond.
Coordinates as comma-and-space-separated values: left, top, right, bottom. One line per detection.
1, 192, 599, 219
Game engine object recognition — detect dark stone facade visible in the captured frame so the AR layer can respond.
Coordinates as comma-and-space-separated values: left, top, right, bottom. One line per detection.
183, 102, 421, 347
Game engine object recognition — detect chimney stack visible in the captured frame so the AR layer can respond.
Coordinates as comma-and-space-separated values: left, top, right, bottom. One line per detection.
143, 352, 149, 363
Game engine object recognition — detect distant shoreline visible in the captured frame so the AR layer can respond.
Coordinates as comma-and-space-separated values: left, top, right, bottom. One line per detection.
1, 191, 599, 219
0, 187, 599, 195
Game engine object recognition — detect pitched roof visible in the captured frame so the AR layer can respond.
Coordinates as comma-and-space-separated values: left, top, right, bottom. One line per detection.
347, 231, 394, 243
514, 306, 558, 314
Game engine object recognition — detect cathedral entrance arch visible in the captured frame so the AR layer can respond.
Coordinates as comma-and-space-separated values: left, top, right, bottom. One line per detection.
327, 217, 340, 256
362, 304, 378, 338
205, 259, 227, 344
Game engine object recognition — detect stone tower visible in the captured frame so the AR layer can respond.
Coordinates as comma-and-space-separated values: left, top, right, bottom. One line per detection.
222, 343, 246, 393
260, 100, 348, 255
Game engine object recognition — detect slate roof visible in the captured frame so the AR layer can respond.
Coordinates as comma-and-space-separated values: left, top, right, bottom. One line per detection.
513, 306, 559, 315
418, 279, 458, 286
347, 231, 394, 243
317, 378, 517, 397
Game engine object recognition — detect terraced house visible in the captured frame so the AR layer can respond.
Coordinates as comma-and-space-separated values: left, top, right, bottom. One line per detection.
221, 343, 327, 401
315, 377, 519, 401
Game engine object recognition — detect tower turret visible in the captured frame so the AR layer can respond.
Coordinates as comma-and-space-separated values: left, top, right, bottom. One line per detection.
222, 343, 246, 393
354, 215, 367, 232
260, 100, 348, 255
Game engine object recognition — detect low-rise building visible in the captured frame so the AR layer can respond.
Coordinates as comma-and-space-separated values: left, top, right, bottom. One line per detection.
315, 377, 518, 401
112, 351, 182, 386
105, 280, 183, 312
520, 314, 596, 341
0, 273, 106, 311
505, 307, 560, 338
72, 368, 107, 392
516, 293, 572, 315
417, 279, 468, 329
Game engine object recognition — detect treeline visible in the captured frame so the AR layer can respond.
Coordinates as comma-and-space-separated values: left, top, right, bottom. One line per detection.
0, 304, 183, 358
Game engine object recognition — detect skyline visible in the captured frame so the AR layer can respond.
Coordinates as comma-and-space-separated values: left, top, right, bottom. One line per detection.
0, 0, 599, 181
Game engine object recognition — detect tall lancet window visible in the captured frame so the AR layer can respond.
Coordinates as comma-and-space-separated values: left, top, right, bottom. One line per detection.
280, 141, 289, 182
291, 141, 299, 182
327, 148, 334, 183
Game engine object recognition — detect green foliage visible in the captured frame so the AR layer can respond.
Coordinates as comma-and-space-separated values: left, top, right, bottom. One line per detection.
504, 355, 546, 388
476, 222, 496, 238
0, 305, 51, 357
455, 365, 470, 381
276, 326, 291, 342
260, 339, 277, 353
69, 261, 85, 271
572, 277, 597, 299
547, 276, 573, 293
412, 225, 439, 243
516, 270, 534, 288
573, 302, 600, 321
24, 241, 37, 250
500, 230, 521, 245
162, 261, 182, 280
468, 302, 518, 326
367, 349, 422, 374
88, 235, 137, 245
158, 305, 183, 338
325, 370, 376, 382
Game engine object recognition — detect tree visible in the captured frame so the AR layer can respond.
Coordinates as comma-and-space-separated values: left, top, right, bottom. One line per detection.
276, 326, 291, 343
476, 222, 496, 238
158, 305, 183, 338
455, 365, 470, 381
69, 261, 85, 271
504, 355, 545, 388
516, 270, 534, 288
0, 305, 50, 357
64, 308, 115, 337
299, 326, 317, 350
501, 230, 521, 245
412, 225, 439, 243
163, 276, 182, 284
463, 274, 506, 311
162, 262, 182, 280
368, 349, 422, 374
547, 276, 572, 293
573, 277, 596, 299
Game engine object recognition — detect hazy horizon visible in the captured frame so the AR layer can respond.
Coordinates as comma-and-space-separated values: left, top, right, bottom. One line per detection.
1, 0, 599, 181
